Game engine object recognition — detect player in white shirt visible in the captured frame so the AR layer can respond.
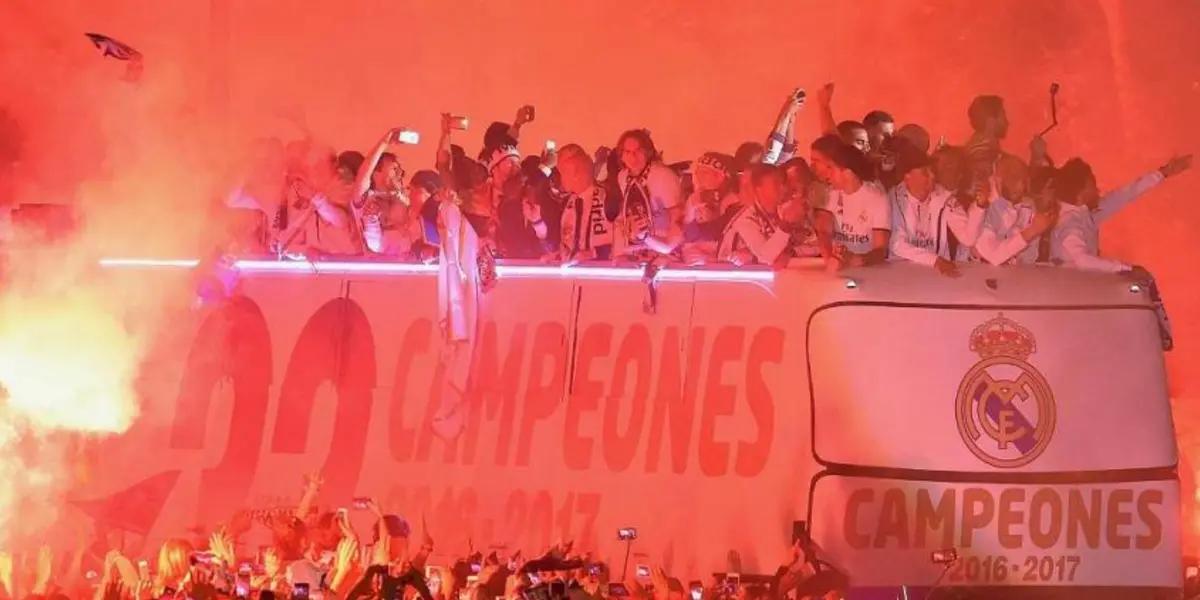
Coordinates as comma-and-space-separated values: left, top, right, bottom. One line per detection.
613, 129, 683, 258
551, 144, 615, 262
811, 135, 891, 270
718, 164, 791, 266
972, 154, 1056, 266
1049, 154, 1193, 272
887, 147, 984, 276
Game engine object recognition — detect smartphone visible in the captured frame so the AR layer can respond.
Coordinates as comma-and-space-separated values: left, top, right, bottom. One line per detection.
235, 573, 251, 599
393, 129, 420, 145
470, 562, 482, 574
607, 583, 630, 597
352, 497, 371, 510
617, 527, 637, 541
688, 581, 703, 600
449, 116, 470, 131
635, 565, 650, 579
428, 572, 442, 595
137, 559, 150, 581
545, 140, 556, 152
293, 583, 310, 600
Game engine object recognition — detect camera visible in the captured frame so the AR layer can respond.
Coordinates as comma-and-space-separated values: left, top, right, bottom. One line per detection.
931, 548, 959, 565
617, 527, 637, 541
635, 565, 651, 578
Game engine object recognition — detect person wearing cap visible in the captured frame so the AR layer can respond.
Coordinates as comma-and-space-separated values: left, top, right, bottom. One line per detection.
613, 129, 683, 258
554, 143, 614, 262
718, 163, 792, 266
680, 151, 739, 264
887, 143, 985, 276
489, 144, 561, 259
476, 105, 535, 165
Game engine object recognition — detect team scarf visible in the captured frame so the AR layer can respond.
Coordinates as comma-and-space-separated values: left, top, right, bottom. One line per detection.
621, 166, 653, 245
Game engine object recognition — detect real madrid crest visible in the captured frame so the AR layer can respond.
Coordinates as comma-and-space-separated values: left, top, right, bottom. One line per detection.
955, 314, 1056, 468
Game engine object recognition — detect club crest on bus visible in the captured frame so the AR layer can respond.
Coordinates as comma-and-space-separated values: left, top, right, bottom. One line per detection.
955, 314, 1056, 468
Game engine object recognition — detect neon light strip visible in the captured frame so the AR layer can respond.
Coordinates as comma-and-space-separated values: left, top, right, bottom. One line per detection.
98, 258, 774, 282
99, 258, 201, 268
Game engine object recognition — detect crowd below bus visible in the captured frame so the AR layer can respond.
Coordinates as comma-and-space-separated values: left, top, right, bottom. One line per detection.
0, 474, 849, 600
222, 84, 1192, 281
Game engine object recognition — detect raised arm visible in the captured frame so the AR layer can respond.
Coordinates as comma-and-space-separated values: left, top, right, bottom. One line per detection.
354, 130, 397, 203
509, 105, 535, 142
816, 83, 837, 136
295, 472, 323, 520
763, 89, 804, 165
1094, 154, 1190, 223
436, 114, 453, 174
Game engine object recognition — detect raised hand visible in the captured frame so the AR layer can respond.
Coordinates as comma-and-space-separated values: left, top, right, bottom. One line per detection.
33, 545, 53, 592
515, 105, 536, 126
263, 547, 281, 581
1160, 154, 1194, 178
0, 551, 13, 597
816, 82, 834, 107
209, 529, 236, 567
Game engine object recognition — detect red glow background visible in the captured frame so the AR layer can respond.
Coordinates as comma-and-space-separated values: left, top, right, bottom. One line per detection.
2, 0, 1199, 545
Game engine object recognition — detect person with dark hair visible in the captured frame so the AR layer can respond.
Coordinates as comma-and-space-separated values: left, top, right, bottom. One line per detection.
964, 94, 1009, 182
896, 124, 931, 155
862, 110, 895, 154
813, 141, 891, 269
718, 163, 791, 266
613, 129, 683, 258
351, 128, 421, 256
681, 151, 739, 264
836, 121, 870, 153
887, 145, 984, 276
1050, 154, 1193, 272
554, 143, 614, 261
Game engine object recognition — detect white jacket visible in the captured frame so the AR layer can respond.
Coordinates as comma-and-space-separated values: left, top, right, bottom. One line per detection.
1051, 171, 1164, 272
888, 184, 983, 266
973, 196, 1040, 266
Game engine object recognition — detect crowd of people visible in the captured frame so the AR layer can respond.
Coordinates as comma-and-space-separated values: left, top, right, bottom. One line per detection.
0, 475, 847, 600
222, 84, 1192, 279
